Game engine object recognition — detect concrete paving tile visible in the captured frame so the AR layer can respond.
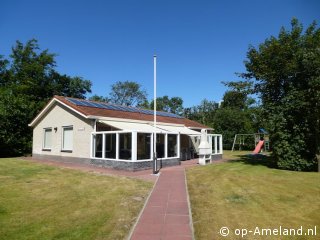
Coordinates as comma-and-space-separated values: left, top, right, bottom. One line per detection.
165, 214, 190, 225
134, 223, 163, 235
162, 224, 192, 235
139, 213, 165, 224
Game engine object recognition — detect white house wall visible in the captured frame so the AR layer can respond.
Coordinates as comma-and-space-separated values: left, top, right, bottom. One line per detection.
32, 103, 94, 160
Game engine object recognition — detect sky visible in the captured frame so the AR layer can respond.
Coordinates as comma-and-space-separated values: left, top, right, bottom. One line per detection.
1, 0, 319, 107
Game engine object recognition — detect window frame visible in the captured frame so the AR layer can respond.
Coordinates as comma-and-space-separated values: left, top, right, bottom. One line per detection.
42, 127, 52, 151
61, 125, 73, 152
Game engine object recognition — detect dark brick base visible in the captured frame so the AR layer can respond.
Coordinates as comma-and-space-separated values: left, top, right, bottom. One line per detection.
90, 158, 180, 171
211, 154, 223, 161
32, 153, 181, 171
32, 153, 91, 164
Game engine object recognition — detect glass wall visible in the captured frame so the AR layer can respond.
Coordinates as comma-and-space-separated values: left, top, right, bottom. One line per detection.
156, 134, 165, 158
94, 134, 103, 158
119, 133, 132, 160
137, 133, 151, 160
105, 133, 116, 159
209, 134, 223, 154
92, 131, 181, 161
216, 135, 220, 153
167, 134, 178, 157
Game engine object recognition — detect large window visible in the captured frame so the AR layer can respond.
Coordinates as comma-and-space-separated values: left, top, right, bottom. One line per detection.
43, 128, 52, 150
91, 131, 181, 161
216, 136, 220, 153
105, 133, 116, 159
137, 133, 151, 160
119, 133, 132, 160
62, 126, 73, 151
211, 135, 222, 154
167, 134, 178, 157
156, 134, 165, 158
94, 134, 103, 158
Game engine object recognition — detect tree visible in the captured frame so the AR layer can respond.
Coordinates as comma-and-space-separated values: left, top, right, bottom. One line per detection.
221, 80, 255, 109
242, 18, 320, 171
213, 84, 258, 149
0, 39, 92, 156
89, 94, 108, 102
213, 108, 255, 149
184, 99, 218, 127
108, 81, 147, 107
150, 95, 184, 115
221, 91, 247, 109
1, 39, 91, 101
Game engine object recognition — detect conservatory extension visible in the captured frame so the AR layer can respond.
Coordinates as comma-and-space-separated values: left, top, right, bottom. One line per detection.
29, 96, 223, 171
91, 120, 223, 170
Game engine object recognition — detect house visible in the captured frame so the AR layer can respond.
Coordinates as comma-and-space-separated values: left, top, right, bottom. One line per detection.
29, 96, 223, 171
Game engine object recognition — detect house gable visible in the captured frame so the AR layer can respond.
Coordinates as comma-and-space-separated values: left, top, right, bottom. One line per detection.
32, 102, 94, 159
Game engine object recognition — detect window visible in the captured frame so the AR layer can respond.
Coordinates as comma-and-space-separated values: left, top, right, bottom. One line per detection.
167, 134, 178, 157
105, 133, 116, 159
216, 136, 220, 153
156, 134, 165, 158
119, 133, 132, 160
62, 126, 73, 151
94, 134, 103, 158
137, 133, 151, 160
43, 128, 52, 150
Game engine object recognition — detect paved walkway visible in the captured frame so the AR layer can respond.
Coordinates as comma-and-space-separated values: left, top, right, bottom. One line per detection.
129, 165, 193, 240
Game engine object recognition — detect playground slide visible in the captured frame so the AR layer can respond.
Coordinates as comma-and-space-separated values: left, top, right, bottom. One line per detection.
253, 140, 264, 154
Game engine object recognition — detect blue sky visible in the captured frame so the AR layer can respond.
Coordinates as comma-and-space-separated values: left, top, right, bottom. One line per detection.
1, 0, 319, 107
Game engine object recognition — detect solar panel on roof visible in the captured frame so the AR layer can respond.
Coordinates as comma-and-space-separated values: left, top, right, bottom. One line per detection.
124, 106, 137, 112
67, 98, 88, 106
115, 105, 130, 112
139, 109, 150, 114
65, 97, 183, 118
99, 103, 112, 110
92, 102, 105, 108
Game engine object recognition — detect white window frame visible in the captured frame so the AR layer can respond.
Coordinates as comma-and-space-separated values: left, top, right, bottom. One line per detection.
43, 128, 52, 150
61, 126, 73, 152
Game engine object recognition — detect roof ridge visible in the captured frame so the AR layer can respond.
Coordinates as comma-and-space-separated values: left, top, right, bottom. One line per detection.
62, 95, 184, 118
30, 96, 210, 129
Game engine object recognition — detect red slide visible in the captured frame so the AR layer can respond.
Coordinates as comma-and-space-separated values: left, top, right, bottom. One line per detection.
253, 140, 264, 154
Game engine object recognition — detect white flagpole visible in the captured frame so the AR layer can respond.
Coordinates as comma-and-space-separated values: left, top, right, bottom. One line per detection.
153, 55, 157, 174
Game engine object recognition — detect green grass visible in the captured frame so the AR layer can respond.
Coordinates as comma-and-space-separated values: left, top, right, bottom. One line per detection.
187, 151, 320, 240
0, 158, 152, 240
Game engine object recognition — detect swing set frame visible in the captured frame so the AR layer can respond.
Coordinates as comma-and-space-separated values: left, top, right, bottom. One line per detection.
231, 133, 270, 152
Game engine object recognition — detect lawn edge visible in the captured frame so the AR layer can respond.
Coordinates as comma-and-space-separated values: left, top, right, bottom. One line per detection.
185, 168, 195, 240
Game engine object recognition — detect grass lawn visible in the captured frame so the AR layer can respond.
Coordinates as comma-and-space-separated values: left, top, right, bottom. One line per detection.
0, 158, 153, 240
187, 151, 320, 240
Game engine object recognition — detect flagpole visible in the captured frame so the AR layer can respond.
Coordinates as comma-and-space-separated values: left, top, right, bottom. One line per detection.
153, 54, 157, 174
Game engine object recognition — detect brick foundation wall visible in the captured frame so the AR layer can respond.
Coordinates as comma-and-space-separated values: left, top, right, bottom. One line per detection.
32, 153, 91, 164
211, 154, 223, 161
90, 158, 180, 171
32, 153, 180, 171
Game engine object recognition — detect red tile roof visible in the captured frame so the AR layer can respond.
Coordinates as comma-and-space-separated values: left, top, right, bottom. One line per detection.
44, 96, 210, 129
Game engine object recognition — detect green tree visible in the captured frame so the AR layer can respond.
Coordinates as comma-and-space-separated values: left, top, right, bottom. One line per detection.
221, 91, 247, 109
0, 39, 92, 156
213, 108, 255, 149
150, 96, 184, 115
242, 18, 320, 171
109, 81, 147, 106
89, 94, 108, 102
221, 81, 255, 109
184, 99, 218, 126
